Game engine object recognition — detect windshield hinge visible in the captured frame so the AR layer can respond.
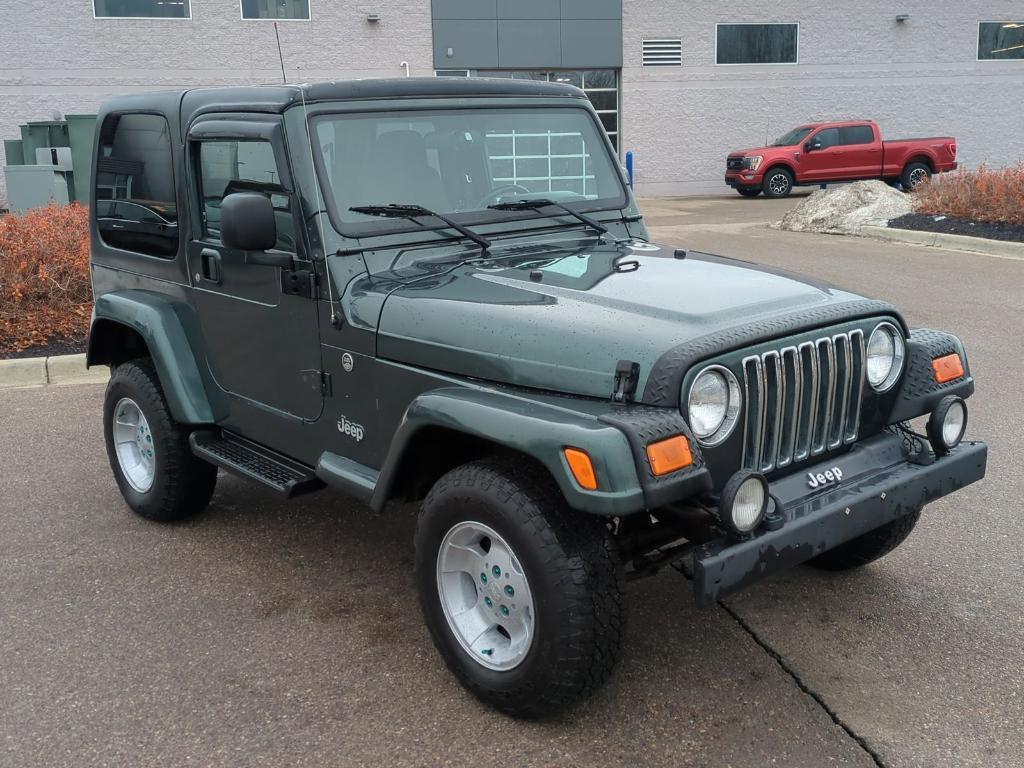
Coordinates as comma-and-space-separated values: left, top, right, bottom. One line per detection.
611, 360, 640, 403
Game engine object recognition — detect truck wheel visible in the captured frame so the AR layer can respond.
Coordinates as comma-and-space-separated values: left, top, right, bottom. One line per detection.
806, 507, 922, 571
103, 358, 217, 522
901, 162, 931, 191
737, 188, 762, 198
762, 168, 794, 198
415, 457, 623, 718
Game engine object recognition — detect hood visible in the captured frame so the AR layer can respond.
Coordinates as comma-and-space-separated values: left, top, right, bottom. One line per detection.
373, 239, 874, 399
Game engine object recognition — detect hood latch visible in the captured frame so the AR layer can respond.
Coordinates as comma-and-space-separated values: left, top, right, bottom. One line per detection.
611, 360, 640, 403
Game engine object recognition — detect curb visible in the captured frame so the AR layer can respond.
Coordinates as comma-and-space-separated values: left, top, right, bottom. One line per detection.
860, 225, 1024, 260
0, 353, 109, 390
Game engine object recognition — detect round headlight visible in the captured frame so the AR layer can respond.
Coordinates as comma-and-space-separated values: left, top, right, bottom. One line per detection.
866, 322, 906, 392
927, 395, 967, 455
718, 470, 769, 535
686, 365, 741, 445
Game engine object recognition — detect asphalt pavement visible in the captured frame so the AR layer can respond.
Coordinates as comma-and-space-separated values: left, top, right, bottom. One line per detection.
1, 195, 1020, 767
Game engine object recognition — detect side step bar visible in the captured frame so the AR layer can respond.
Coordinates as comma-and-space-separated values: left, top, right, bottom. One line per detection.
190, 430, 325, 498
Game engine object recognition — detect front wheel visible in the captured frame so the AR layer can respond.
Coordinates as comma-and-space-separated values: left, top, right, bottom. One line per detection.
806, 507, 922, 571
762, 167, 794, 198
415, 457, 623, 718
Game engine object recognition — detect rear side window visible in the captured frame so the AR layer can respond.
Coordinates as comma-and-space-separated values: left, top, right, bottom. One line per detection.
196, 139, 296, 252
94, 113, 178, 258
840, 125, 875, 145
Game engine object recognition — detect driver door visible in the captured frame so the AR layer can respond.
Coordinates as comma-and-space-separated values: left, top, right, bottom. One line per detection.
186, 118, 322, 421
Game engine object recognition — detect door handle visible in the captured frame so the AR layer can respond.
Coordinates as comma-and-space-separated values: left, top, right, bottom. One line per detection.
200, 248, 222, 285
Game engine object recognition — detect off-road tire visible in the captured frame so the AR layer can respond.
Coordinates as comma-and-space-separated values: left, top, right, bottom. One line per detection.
737, 188, 762, 198
806, 507, 922, 571
762, 167, 794, 198
901, 162, 931, 191
415, 456, 624, 718
103, 358, 217, 522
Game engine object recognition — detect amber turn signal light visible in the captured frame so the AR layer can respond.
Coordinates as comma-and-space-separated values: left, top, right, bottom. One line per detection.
646, 435, 693, 476
563, 448, 598, 491
932, 353, 964, 384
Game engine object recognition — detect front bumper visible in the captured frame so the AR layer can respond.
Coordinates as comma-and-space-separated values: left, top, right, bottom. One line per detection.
692, 433, 988, 606
725, 171, 763, 188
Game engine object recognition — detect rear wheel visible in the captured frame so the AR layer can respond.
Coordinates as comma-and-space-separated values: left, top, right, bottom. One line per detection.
762, 167, 794, 198
737, 188, 762, 198
806, 507, 922, 571
901, 162, 931, 191
415, 457, 623, 718
103, 358, 217, 522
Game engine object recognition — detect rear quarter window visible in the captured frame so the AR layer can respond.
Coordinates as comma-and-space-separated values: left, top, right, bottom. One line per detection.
94, 113, 178, 258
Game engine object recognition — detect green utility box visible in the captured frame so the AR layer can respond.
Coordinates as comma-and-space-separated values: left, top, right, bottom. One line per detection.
3, 114, 96, 211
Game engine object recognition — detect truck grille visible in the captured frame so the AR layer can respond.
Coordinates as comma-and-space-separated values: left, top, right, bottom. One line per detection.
726, 157, 744, 171
741, 330, 866, 472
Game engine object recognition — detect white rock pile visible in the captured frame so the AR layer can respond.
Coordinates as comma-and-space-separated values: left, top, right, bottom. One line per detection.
774, 180, 913, 235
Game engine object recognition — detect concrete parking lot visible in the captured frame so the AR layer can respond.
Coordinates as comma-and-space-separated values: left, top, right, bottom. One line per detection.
2, 196, 1021, 767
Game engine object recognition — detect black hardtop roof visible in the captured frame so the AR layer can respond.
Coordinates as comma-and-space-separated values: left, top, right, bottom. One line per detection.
100, 77, 587, 120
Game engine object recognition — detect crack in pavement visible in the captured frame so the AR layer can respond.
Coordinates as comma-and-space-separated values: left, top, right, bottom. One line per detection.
717, 598, 888, 768
669, 561, 886, 767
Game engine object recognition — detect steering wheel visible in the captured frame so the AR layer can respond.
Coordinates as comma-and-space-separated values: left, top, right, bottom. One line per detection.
476, 184, 533, 208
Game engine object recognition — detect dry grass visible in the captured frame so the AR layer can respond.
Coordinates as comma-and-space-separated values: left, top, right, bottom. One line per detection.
0, 203, 92, 353
913, 164, 1024, 226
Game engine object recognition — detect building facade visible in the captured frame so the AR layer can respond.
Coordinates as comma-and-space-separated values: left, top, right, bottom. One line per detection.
1, 0, 1023, 204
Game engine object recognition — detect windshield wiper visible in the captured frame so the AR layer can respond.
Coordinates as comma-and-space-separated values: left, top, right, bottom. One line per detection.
349, 204, 491, 252
487, 199, 608, 236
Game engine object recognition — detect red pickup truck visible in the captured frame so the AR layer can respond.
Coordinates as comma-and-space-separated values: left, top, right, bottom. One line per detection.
725, 120, 957, 198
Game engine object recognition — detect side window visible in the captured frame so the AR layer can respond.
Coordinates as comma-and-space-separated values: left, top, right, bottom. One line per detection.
94, 113, 178, 258
196, 139, 296, 252
840, 125, 875, 145
812, 128, 840, 149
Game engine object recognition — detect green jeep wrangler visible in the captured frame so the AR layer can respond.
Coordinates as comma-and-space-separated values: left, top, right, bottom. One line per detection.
87, 78, 986, 717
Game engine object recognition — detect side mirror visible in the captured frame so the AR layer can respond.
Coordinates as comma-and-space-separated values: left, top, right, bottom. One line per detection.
220, 192, 277, 252
806, 141, 822, 152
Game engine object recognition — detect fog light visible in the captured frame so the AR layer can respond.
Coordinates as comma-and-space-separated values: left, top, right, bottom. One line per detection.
927, 396, 967, 456
718, 470, 769, 535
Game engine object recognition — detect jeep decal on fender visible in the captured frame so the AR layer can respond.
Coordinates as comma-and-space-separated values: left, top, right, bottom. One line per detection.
337, 416, 365, 442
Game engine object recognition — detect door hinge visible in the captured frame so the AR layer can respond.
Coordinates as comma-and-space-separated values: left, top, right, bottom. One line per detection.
282, 267, 317, 299
302, 369, 332, 396
611, 360, 640, 403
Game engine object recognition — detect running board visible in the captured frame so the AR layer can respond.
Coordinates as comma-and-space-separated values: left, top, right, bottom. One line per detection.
190, 431, 324, 498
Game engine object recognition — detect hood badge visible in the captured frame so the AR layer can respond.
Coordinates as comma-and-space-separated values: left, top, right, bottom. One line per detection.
611, 360, 640, 403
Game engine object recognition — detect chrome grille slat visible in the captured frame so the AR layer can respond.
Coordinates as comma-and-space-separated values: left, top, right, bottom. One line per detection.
741, 330, 866, 472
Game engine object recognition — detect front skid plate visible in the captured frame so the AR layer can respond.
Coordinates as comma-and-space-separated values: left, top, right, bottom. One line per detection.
693, 437, 988, 606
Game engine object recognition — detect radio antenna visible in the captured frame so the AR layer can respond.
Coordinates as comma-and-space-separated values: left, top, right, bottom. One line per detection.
297, 85, 341, 328
274, 22, 287, 83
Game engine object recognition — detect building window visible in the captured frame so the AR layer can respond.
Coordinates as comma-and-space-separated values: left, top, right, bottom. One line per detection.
978, 22, 1024, 60
93, 0, 190, 18
716, 23, 799, 65
642, 39, 683, 67
440, 69, 620, 152
94, 113, 178, 258
241, 0, 310, 21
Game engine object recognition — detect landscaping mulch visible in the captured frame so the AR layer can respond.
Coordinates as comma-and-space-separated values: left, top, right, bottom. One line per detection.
0, 337, 87, 360
888, 212, 1024, 244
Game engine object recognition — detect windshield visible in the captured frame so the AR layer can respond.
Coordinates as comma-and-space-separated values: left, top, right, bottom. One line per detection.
772, 126, 813, 146
311, 107, 626, 233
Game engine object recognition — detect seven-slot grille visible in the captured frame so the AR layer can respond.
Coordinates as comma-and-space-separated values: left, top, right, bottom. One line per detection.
741, 330, 866, 472
726, 156, 745, 171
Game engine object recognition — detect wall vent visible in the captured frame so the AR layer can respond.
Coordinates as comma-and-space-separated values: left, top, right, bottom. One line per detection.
642, 39, 683, 66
